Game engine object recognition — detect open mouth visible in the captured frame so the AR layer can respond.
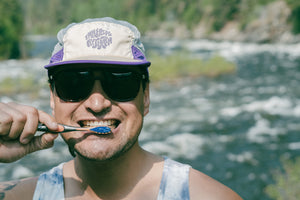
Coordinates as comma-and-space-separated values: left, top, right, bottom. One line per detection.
79, 120, 120, 131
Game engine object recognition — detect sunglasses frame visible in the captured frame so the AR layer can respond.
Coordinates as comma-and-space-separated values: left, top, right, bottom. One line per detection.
48, 64, 149, 102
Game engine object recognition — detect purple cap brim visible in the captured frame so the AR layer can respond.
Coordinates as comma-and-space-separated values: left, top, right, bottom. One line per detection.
44, 59, 151, 70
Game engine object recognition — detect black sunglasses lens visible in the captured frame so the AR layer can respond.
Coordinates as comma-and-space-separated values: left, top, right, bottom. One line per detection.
102, 71, 141, 102
54, 71, 93, 101
52, 69, 142, 102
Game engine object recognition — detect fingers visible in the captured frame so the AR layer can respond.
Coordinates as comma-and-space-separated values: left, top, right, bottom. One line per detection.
27, 133, 59, 154
0, 133, 59, 163
0, 102, 26, 140
0, 102, 58, 144
18, 109, 60, 144
0, 102, 60, 163
16, 105, 39, 144
27, 110, 60, 151
38, 110, 59, 131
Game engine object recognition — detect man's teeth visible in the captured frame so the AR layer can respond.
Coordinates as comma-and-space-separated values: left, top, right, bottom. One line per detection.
83, 120, 116, 128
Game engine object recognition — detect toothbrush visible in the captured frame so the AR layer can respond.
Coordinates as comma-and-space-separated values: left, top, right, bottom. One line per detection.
37, 124, 111, 134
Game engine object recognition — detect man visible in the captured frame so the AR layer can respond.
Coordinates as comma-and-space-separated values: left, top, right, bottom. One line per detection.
0, 17, 242, 199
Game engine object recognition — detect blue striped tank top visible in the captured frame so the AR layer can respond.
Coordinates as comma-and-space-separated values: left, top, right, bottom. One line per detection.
33, 158, 190, 200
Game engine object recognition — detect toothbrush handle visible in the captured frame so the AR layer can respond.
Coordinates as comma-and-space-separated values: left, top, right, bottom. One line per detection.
37, 124, 80, 133
37, 124, 50, 132
37, 124, 68, 133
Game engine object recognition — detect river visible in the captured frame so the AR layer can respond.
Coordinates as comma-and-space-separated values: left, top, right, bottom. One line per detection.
0, 38, 299, 200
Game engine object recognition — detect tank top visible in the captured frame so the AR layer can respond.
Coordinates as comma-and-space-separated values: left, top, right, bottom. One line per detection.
33, 158, 190, 200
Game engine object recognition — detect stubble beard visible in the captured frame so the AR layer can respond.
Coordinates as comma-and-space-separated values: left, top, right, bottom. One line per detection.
68, 132, 140, 162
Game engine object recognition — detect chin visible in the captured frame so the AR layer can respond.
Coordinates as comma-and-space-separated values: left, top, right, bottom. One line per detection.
75, 150, 120, 162
72, 136, 138, 162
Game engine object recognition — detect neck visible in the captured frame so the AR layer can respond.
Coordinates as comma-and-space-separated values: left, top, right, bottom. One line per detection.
75, 143, 147, 180
65, 143, 162, 199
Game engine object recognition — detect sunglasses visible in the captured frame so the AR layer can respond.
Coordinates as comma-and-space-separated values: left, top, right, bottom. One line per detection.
48, 67, 147, 102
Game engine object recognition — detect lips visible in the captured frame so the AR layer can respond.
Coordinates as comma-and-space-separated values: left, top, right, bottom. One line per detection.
79, 119, 120, 130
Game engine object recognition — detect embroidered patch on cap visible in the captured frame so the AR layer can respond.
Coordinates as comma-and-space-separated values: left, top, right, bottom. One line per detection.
85, 28, 112, 50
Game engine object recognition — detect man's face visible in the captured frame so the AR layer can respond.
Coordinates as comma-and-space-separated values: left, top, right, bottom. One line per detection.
49, 67, 150, 161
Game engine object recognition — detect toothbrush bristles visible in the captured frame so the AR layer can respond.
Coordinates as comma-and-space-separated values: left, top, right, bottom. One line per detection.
90, 126, 111, 134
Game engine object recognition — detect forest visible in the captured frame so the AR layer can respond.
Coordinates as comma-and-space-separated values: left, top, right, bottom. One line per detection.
1, 0, 300, 59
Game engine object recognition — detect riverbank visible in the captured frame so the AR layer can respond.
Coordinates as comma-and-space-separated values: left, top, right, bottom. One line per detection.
145, 1, 300, 44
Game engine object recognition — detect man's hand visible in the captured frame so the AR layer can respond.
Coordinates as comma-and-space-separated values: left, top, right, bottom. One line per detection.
0, 102, 59, 163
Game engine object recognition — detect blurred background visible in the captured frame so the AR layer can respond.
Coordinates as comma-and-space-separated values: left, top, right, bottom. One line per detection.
1, 0, 300, 199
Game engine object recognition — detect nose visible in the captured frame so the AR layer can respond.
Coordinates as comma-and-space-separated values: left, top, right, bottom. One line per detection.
83, 80, 112, 114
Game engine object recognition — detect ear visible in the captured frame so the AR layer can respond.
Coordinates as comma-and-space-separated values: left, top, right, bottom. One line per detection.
49, 85, 55, 116
143, 83, 150, 116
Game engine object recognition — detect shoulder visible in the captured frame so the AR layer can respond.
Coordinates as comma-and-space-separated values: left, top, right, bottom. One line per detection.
189, 168, 243, 200
0, 177, 38, 200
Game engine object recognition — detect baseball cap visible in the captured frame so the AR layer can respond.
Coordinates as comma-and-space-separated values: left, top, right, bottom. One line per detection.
44, 17, 151, 69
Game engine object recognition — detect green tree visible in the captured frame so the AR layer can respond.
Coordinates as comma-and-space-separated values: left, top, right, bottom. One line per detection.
285, 0, 300, 34
265, 157, 300, 199
0, 0, 23, 59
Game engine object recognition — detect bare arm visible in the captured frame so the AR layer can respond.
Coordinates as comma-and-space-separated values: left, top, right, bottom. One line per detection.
0, 178, 38, 200
189, 168, 243, 200
0, 181, 18, 200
